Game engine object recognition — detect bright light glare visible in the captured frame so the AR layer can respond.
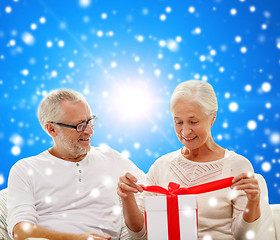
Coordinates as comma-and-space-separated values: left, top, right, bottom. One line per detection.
113, 83, 153, 121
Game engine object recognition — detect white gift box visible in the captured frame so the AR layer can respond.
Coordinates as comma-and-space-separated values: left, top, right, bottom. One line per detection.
145, 194, 198, 240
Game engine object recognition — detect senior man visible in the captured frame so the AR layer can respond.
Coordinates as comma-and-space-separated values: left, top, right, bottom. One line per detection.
7, 89, 145, 240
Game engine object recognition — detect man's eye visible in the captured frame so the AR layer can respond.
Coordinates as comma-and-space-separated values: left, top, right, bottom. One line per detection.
191, 121, 198, 124
175, 121, 183, 125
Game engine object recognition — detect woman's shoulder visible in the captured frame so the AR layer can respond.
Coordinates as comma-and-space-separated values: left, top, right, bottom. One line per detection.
226, 149, 254, 173
150, 149, 181, 169
226, 150, 251, 162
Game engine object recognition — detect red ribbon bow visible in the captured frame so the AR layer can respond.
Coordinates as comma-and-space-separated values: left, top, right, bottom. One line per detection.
143, 177, 234, 240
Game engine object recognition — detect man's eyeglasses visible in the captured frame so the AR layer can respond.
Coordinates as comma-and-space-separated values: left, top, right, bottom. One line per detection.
50, 115, 98, 132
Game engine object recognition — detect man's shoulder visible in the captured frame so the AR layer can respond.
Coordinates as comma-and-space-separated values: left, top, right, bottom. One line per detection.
90, 145, 131, 159
11, 150, 49, 168
89, 145, 114, 156
87, 145, 120, 163
88, 145, 143, 173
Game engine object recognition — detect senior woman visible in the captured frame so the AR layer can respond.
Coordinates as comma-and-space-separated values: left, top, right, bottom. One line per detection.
117, 80, 275, 240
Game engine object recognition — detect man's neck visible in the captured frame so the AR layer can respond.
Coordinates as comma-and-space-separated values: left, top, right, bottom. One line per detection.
48, 147, 87, 162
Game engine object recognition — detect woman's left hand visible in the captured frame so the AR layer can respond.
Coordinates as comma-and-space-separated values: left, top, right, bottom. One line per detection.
231, 172, 260, 202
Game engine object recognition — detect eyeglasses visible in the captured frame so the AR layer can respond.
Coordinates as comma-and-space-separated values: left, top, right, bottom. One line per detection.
50, 115, 98, 132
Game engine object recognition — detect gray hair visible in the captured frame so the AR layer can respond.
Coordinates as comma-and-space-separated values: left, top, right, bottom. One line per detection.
170, 80, 218, 115
38, 89, 90, 132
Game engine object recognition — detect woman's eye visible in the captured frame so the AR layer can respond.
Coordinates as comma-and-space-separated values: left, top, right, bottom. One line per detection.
175, 121, 183, 125
191, 121, 199, 124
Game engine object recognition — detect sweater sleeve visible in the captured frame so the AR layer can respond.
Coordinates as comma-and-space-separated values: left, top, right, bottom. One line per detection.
232, 186, 275, 240
230, 154, 276, 239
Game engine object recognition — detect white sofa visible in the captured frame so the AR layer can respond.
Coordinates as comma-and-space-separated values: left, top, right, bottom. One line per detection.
1, 174, 279, 239
271, 204, 280, 239
255, 174, 279, 239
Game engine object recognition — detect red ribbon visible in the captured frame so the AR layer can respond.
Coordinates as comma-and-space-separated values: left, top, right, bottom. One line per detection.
143, 177, 234, 240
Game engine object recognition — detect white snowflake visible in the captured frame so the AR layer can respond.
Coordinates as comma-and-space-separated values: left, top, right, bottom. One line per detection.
262, 162, 271, 172
22, 32, 35, 46
229, 102, 238, 112
79, 0, 91, 8
247, 120, 257, 131
245, 230, 255, 239
90, 188, 100, 198
5, 6, 12, 14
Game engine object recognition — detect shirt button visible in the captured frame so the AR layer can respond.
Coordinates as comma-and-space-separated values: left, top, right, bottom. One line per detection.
76, 163, 79, 167
79, 178, 82, 182
79, 170, 82, 173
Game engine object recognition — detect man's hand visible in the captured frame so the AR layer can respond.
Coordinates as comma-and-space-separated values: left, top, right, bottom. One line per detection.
13, 222, 111, 240
77, 233, 111, 240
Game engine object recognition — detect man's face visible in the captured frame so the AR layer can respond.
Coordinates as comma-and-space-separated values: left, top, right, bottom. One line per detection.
55, 100, 94, 157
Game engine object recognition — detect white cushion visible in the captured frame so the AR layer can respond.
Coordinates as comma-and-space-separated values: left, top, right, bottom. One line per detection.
255, 174, 278, 239
0, 188, 12, 239
271, 204, 280, 240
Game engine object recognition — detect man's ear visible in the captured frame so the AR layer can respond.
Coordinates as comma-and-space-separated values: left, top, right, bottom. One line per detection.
46, 122, 58, 137
211, 112, 217, 126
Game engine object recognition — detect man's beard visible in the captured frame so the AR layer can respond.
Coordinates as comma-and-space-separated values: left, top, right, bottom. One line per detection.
58, 132, 91, 157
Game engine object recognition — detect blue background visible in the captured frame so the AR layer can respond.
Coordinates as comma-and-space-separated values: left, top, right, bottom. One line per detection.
0, 0, 279, 204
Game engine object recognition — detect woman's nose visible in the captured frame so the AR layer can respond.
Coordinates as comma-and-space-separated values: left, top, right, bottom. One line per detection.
182, 126, 192, 135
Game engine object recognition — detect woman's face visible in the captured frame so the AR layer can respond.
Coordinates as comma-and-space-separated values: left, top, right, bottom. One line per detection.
172, 98, 215, 151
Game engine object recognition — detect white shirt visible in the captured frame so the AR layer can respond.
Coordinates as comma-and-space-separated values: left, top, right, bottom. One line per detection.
137, 149, 275, 240
7, 146, 145, 240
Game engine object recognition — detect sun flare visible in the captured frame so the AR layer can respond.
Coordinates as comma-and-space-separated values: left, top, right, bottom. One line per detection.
112, 82, 153, 121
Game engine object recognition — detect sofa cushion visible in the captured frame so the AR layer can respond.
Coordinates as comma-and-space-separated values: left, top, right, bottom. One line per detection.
270, 204, 280, 240
0, 188, 12, 239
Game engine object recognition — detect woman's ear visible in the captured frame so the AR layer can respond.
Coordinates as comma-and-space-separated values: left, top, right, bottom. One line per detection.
211, 112, 217, 126
46, 122, 58, 137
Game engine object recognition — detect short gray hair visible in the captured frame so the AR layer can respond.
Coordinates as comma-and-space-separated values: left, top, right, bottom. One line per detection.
170, 80, 218, 115
38, 89, 89, 132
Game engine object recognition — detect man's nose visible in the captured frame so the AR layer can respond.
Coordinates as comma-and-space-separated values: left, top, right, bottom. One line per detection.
83, 123, 94, 134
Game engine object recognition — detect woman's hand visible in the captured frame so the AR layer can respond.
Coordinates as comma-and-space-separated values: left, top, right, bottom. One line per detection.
231, 172, 260, 202
231, 172, 261, 222
117, 172, 143, 198
117, 173, 145, 232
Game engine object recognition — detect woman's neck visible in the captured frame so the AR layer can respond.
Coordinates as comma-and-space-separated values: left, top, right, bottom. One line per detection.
181, 143, 225, 162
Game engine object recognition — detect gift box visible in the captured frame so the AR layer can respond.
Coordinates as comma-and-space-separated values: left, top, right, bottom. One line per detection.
143, 177, 234, 240
145, 194, 197, 240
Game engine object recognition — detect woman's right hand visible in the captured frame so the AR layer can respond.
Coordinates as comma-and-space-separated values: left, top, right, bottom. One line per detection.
117, 172, 144, 198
